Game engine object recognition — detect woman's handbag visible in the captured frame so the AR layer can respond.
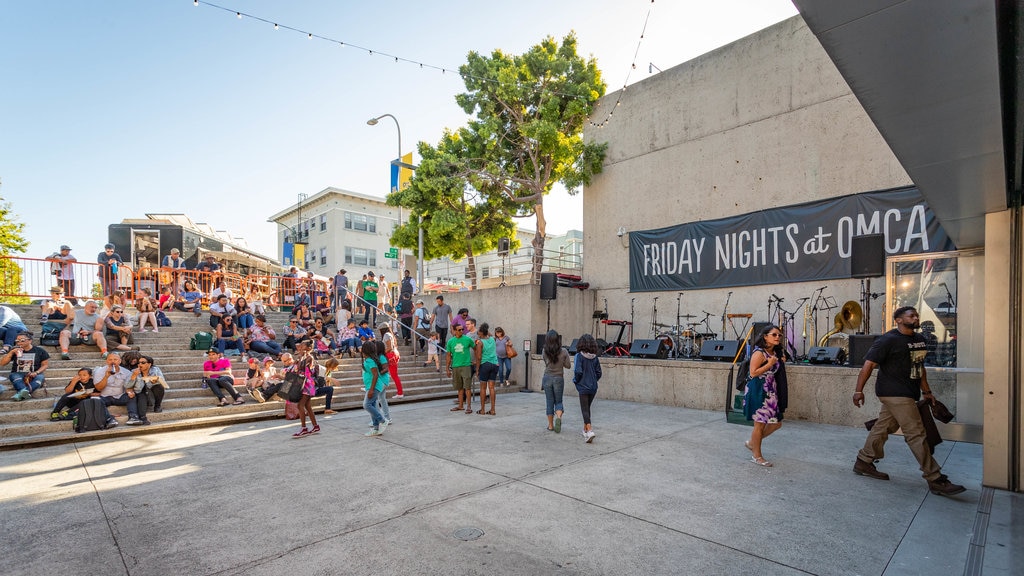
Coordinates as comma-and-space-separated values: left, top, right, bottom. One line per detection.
506, 341, 518, 359
285, 371, 305, 402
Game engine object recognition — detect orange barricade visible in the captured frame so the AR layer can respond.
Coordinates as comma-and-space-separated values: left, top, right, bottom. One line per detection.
0, 255, 134, 303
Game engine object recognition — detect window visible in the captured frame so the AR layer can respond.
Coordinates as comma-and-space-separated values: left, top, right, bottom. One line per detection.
344, 211, 377, 233
344, 247, 377, 267
391, 259, 399, 270
482, 267, 490, 279
320, 247, 327, 266
464, 266, 472, 280
319, 214, 327, 232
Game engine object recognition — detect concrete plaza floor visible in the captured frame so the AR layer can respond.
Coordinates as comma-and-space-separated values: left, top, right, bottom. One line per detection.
1, 393, 1019, 576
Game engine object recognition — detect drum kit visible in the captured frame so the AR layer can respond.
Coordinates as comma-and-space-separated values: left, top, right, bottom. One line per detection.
649, 294, 720, 359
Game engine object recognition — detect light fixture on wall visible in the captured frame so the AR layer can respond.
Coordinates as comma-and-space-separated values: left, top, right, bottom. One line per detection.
617, 226, 629, 248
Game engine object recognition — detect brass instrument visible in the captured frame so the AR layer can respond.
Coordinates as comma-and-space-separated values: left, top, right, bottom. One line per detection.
802, 302, 809, 339
818, 300, 863, 346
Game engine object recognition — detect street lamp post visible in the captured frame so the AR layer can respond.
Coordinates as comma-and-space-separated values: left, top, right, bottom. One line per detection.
367, 113, 424, 293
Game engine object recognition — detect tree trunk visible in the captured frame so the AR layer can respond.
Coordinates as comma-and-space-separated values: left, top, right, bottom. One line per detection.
532, 200, 547, 285
465, 248, 478, 290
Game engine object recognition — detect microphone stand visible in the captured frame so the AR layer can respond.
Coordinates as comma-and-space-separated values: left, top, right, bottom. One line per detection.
651, 297, 659, 337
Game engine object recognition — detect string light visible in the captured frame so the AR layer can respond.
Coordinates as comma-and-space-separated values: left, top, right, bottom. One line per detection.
191, 0, 656, 127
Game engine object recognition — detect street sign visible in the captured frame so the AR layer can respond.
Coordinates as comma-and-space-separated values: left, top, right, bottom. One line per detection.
385, 247, 399, 259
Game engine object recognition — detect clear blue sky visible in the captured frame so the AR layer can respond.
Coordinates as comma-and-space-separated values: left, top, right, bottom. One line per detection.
1, 0, 797, 261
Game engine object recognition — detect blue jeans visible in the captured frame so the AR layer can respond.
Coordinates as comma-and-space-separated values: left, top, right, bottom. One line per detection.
497, 357, 512, 384
542, 374, 565, 416
9, 372, 44, 393
363, 387, 385, 428
378, 387, 390, 421
0, 321, 29, 347
249, 340, 282, 356
217, 338, 245, 355
101, 392, 142, 420
338, 337, 361, 353
237, 313, 254, 330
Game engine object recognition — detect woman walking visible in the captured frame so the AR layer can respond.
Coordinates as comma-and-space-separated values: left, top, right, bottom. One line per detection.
744, 325, 785, 466
542, 330, 571, 432
494, 327, 512, 387
362, 340, 390, 436
379, 324, 404, 399
290, 339, 320, 438
572, 334, 602, 442
476, 323, 498, 415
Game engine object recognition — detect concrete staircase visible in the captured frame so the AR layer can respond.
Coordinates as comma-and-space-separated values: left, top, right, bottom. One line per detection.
0, 304, 517, 449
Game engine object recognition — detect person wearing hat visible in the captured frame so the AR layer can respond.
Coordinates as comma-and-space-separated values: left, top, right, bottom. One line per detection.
161, 247, 187, 292
40, 286, 74, 327
50, 245, 78, 303
96, 243, 124, 297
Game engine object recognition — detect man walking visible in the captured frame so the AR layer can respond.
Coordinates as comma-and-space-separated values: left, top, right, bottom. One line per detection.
852, 306, 965, 496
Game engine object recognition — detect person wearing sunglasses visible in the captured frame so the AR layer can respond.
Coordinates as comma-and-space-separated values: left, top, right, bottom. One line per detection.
2, 331, 49, 402
126, 355, 167, 424
743, 325, 785, 467
103, 306, 138, 352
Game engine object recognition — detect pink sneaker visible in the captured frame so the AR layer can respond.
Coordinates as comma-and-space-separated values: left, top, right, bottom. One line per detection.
310, 425, 321, 434
292, 427, 310, 438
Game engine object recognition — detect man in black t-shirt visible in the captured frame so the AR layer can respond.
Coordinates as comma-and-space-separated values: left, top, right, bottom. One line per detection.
851, 306, 965, 496
2, 331, 50, 401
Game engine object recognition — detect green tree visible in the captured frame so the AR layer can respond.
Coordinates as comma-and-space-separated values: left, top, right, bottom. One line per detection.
0, 189, 30, 304
454, 33, 608, 282
388, 133, 519, 289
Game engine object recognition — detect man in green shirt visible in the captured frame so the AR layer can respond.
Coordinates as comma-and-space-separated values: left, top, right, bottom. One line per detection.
446, 324, 475, 413
362, 271, 379, 327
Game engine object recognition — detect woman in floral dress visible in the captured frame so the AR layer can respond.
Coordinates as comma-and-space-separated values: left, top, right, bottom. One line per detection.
744, 325, 785, 467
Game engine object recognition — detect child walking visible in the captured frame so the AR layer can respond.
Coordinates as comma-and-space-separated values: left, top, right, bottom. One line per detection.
572, 333, 602, 443
362, 340, 390, 436
423, 332, 441, 371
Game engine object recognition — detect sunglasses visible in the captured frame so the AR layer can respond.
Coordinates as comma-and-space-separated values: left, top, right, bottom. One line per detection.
767, 333, 782, 337
139, 360, 150, 364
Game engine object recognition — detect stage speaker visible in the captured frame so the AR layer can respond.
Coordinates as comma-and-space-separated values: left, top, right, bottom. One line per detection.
807, 346, 846, 364
848, 334, 879, 366
567, 338, 580, 355
540, 272, 558, 300
751, 322, 773, 340
851, 234, 885, 278
535, 333, 548, 355
700, 339, 741, 361
629, 338, 669, 359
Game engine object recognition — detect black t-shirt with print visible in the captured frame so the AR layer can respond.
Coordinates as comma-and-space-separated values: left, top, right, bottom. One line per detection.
865, 329, 927, 399
10, 346, 50, 374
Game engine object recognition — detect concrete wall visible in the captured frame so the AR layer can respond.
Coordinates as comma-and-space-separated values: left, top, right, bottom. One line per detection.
582, 16, 911, 340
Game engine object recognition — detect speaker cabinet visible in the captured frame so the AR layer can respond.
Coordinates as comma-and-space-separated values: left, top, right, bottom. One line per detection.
567, 338, 580, 355
848, 334, 879, 366
700, 339, 741, 361
630, 338, 669, 359
539, 272, 558, 300
807, 346, 846, 364
851, 234, 885, 278
535, 333, 548, 355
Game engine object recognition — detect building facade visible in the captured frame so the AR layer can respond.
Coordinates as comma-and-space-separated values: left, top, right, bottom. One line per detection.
267, 187, 405, 279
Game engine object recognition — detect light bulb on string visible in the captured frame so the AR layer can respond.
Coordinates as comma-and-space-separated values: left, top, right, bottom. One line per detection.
274, 23, 278, 30
236, 12, 241, 19
308, 33, 312, 39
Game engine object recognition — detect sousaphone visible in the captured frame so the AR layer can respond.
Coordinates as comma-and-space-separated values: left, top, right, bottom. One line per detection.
818, 301, 863, 351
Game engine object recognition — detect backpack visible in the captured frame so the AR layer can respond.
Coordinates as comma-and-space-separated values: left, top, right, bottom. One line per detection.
400, 276, 414, 297
40, 323, 62, 347
396, 293, 413, 315
156, 311, 172, 327
190, 331, 214, 351
733, 357, 752, 391
74, 398, 108, 432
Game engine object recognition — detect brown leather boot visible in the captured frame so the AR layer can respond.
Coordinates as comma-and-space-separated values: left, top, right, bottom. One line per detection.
853, 459, 890, 480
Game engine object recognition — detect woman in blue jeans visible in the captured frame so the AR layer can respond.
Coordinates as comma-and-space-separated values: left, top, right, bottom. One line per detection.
494, 327, 512, 386
541, 329, 571, 433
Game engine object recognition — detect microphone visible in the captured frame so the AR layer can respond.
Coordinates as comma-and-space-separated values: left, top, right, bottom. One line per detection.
819, 286, 828, 291
728, 291, 733, 295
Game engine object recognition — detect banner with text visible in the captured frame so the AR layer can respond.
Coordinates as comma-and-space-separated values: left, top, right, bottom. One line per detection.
628, 187, 954, 292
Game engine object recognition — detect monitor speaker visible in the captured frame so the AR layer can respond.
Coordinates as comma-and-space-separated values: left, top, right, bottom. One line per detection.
851, 234, 885, 278
535, 333, 548, 355
848, 334, 879, 366
629, 338, 669, 359
807, 346, 846, 364
540, 272, 558, 300
567, 338, 580, 355
700, 340, 741, 361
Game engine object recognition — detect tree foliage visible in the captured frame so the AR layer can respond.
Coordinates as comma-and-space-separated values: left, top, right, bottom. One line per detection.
0, 192, 30, 303
387, 134, 519, 288
388, 33, 607, 285
455, 33, 607, 281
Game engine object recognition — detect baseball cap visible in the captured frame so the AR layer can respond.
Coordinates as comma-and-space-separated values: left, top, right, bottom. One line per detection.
60, 245, 71, 251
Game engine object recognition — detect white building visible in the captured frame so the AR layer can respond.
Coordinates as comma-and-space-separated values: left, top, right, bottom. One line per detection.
267, 187, 406, 278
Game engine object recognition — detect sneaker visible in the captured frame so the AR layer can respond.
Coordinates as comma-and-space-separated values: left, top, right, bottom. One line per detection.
378, 421, 388, 434
853, 459, 890, 481
101, 352, 109, 359
201, 381, 208, 389
554, 416, 561, 433
61, 352, 71, 360
928, 475, 966, 496
125, 417, 142, 426
292, 427, 311, 438
310, 425, 320, 434
250, 387, 266, 403
106, 418, 118, 428
365, 428, 381, 436
394, 394, 404, 399
585, 430, 596, 443
323, 409, 337, 415
50, 412, 61, 421
59, 408, 71, 420
153, 406, 163, 413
